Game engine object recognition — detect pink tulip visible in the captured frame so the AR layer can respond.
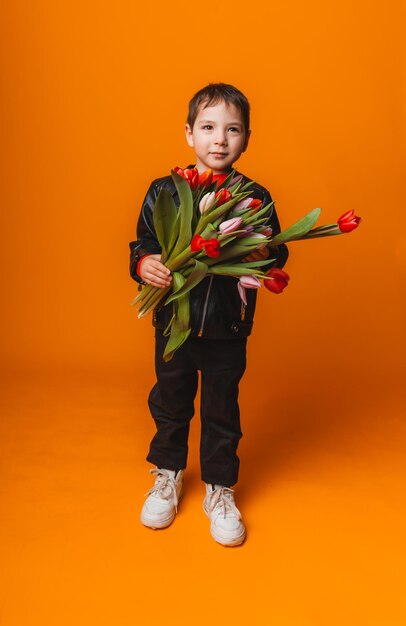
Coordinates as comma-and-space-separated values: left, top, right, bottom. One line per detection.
230, 175, 243, 186
219, 217, 243, 234
237, 275, 261, 306
199, 191, 216, 214
233, 197, 254, 212
261, 227, 273, 236
235, 226, 254, 238
239, 275, 262, 288
237, 282, 247, 306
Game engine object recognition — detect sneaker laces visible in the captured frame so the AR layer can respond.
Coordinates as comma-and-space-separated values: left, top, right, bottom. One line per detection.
206, 486, 241, 520
144, 468, 180, 512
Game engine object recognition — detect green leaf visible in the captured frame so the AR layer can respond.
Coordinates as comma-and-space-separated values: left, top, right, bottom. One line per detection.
237, 259, 277, 268
239, 180, 256, 192
208, 265, 264, 277
200, 222, 218, 239
243, 201, 275, 225
236, 236, 268, 247
216, 168, 237, 189
169, 171, 193, 258
165, 260, 208, 304
302, 229, 342, 239
163, 312, 176, 336
227, 180, 243, 195
153, 188, 178, 263
203, 244, 251, 265
270, 208, 321, 243
163, 326, 191, 362
163, 272, 191, 361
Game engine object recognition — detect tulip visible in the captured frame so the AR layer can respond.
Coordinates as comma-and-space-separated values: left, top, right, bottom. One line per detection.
249, 233, 267, 239
261, 227, 273, 236
337, 210, 361, 233
191, 234, 206, 252
248, 198, 262, 212
230, 174, 243, 186
199, 191, 216, 214
190, 234, 220, 258
264, 268, 290, 294
219, 217, 243, 234
237, 275, 261, 306
214, 188, 232, 206
237, 283, 247, 306
198, 169, 213, 188
233, 197, 254, 212
204, 239, 220, 258
235, 225, 254, 238
174, 166, 199, 190
239, 275, 262, 289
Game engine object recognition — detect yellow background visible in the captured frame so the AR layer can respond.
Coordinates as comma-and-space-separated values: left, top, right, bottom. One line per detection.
1, 1, 405, 624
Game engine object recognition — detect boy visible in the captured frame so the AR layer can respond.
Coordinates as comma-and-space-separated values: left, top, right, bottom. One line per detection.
129, 83, 289, 546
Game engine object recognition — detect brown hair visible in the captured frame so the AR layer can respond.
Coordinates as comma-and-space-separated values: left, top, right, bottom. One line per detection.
187, 83, 250, 134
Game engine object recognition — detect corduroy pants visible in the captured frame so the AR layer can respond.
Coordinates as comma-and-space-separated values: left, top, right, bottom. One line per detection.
146, 329, 247, 487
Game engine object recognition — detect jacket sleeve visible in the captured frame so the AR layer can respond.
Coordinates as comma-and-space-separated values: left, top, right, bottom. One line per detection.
262, 189, 289, 271
129, 181, 163, 283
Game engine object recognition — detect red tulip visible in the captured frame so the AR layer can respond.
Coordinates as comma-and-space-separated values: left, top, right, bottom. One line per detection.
264, 268, 290, 294
191, 234, 205, 252
198, 169, 213, 188
190, 234, 220, 258
214, 188, 232, 206
174, 166, 199, 190
337, 210, 361, 233
204, 239, 220, 258
247, 198, 262, 212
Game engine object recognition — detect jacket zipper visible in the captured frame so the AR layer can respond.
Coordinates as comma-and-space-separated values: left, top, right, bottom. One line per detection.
198, 275, 214, 337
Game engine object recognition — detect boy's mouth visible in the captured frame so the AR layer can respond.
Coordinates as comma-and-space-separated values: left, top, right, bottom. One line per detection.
211, 152, 228, 157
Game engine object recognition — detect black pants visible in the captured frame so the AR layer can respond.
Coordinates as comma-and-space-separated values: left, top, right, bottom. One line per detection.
146, 330, 247, 487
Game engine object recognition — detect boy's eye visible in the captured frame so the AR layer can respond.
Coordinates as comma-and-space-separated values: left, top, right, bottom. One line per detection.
228, 127, 240, 133
202, 125, 212, 130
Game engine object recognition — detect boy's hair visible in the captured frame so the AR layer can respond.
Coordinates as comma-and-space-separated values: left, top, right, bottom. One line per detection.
187, 83, 250, 134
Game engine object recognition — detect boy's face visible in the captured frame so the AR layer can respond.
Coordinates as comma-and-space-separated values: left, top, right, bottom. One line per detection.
185, 99, 251, 174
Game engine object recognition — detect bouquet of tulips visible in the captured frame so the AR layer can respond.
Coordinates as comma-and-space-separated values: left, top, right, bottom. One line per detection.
131, 166, 361, 361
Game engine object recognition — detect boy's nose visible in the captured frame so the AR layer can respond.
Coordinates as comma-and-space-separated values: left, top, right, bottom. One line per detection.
214, 131, 228, 145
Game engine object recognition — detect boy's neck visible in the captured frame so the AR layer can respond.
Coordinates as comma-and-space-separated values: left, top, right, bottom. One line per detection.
188, 163, 235, 176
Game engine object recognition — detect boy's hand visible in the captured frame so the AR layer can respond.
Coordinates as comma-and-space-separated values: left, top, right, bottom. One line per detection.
139, 254, 172, 288
241, 245, 269, 263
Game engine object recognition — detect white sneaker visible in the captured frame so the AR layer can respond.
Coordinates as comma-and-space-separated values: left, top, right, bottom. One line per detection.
140, 468, 184, 529
203, 483, 246, 546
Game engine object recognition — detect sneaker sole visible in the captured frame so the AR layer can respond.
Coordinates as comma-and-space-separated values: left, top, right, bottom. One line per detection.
140, 488, 184, 530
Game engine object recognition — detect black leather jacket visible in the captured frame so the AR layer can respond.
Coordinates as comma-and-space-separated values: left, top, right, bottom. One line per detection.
129, 165, 289, 339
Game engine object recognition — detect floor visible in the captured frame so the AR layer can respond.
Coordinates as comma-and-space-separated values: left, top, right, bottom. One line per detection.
1, 367, 405, 626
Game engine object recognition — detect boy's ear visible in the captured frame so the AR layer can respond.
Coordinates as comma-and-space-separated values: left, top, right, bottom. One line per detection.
242, 129, 251, 153
185, 123, 194, 148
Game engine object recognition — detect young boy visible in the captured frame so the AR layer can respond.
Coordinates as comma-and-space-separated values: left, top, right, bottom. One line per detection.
129, 83, 289, 546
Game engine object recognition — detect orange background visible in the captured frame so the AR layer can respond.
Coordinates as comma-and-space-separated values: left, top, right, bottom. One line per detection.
1, 1, 405, 625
